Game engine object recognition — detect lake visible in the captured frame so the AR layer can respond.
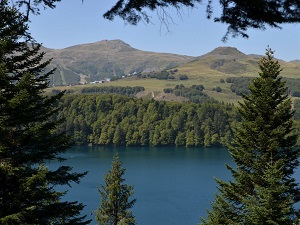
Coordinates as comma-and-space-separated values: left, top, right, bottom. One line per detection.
52, 146, 234, 225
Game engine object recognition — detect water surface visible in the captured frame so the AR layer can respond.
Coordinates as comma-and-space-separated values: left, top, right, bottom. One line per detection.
53, 146, 234, 225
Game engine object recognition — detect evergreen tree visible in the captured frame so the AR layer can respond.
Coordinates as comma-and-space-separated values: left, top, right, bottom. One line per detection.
96, 154, 136, 225
0, 1, 90, 224
200, 49, 300, 224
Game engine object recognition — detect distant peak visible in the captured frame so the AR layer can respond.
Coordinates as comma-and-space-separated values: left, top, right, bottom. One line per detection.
62, 39, 135, 52
98, 39, 131, 46
290, 59, 300, 63
208, 47, 246, 57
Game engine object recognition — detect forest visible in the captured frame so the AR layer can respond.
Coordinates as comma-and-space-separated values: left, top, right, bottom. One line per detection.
228, 76, 300, 97
55, 94, 239, 147
51, 86, 145, 97
163, 84, 209, 103
55, 91, 300, 148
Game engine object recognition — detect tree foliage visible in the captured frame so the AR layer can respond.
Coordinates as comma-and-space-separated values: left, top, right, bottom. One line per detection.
173, 84, 209, 103
229, 76, 300, 98
0, 1, 90, 224
52, 86, 145, 97
55, 94, 237, 147
11, 0, 61, 20
229, 77, 253, 96
200, 49, 300, 224
80, 86, 144, 96
95, 154, 136, 225
164, 84, 208, 103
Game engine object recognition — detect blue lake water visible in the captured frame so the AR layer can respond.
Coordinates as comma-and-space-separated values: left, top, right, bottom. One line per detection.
51, 146, 235, 225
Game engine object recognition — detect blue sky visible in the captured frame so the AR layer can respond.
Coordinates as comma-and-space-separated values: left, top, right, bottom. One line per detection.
29, 0, 300, 61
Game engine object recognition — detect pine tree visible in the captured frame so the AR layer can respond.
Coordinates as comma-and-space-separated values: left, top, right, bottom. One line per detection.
200, 49, 300, 225
96, 154, 136, 225
0, 1, 90, 224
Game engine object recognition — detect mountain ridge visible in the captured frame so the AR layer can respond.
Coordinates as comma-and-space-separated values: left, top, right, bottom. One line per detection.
43, 40, 299, 86
44, 39, 194, 86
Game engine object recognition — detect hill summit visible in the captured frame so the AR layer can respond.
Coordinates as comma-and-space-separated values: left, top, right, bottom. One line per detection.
43, 40, 299, 86
63, 39, 135, 53
204, 47, 246, 59
44, 39, 193, 86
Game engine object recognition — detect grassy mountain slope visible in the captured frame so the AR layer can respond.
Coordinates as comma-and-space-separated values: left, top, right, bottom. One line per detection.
44, 40, 193, 86
46, 44, 300, 104
176, 47, 300, 78
163, 47, 300, 102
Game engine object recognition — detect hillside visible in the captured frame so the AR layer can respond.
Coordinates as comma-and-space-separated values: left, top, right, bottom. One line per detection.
46, 43, 300, 104
176, 46, 300, 78
44, 39, 193, 86
158, 47, 299, 102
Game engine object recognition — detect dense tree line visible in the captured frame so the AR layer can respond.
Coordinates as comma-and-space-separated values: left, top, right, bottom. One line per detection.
51, 86, 145, 97
137, 70, 174, 80
55, 94, 238, 147
80, 86, 144, 96
229, 76, 300, 98
228, 77, 253, 95
164, 84, 209, 103
136, 70, 188, 81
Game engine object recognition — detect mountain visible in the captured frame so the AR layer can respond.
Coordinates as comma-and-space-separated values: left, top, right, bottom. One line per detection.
43, 40, 193, 86
175, 47, 300, 79
43, 41, 300, 86
45, 44, 300, 104
181, 46, 262, 74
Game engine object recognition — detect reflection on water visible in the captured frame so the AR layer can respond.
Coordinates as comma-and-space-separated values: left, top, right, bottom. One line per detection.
51, 146, 233, 225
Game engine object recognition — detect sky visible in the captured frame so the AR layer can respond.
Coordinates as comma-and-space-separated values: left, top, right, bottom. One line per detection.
28, 0, 300, 61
